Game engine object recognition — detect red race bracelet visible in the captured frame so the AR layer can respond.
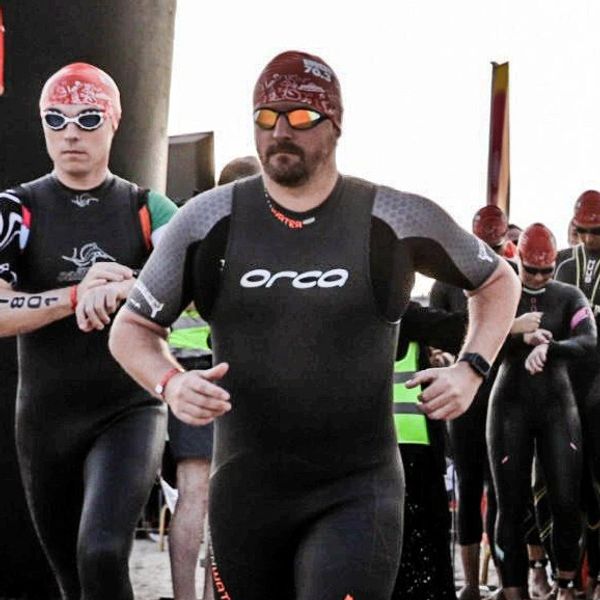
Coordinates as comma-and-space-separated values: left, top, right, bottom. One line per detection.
69, 285, 78, 311
155, 367, 184, 399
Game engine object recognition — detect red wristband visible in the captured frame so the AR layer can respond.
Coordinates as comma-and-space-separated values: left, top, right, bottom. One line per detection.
155, 367, 184, 399
69, 285, 78, 311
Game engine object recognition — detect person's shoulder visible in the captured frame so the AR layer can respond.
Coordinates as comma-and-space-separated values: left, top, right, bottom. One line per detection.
371, 184, 457, 239
3, 173, 54, 205
556, 246, 575, 265
554, 246, 577, 280
185, 182, 235, 215
548, 278, 585, 300
162, 184, 234, 242
0, 186, 26, 206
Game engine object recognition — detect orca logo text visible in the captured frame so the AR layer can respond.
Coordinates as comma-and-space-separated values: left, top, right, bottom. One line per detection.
240, 268, 349, 289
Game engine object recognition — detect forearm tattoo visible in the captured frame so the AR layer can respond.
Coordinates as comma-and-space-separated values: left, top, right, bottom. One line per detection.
0, 295, 60, 309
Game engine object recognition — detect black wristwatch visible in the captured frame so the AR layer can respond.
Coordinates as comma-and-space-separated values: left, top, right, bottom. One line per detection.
458, 353, 491, 379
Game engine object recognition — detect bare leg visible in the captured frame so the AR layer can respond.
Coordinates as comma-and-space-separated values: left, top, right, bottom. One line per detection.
458, 543, 481, 600
527, 545, 551, 598
556, 570, 576, 600
502, 586, 526, 600
169, 459, 211, 600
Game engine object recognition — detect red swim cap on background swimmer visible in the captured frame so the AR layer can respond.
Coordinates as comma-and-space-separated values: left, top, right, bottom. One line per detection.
518, 223, 557, 267
573, 190, 600, 229
472, 205, 508, 247
39, 62, 121, 128
253, 50, 343, 131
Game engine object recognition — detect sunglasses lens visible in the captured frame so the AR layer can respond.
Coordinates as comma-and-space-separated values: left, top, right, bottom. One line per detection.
576, 226, 600, 235
524, 265, 554, 275
254, 109, 278, 130
287, 109, 324, 130
77, 112, 103, 130
44, 113, 67, 130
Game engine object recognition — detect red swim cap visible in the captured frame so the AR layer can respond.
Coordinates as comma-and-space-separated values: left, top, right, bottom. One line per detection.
39, 62, 121, 128
472, 205, 508, 247
518, 223, 557, 267
253, 50, 343, 131
573, 190, 600, 228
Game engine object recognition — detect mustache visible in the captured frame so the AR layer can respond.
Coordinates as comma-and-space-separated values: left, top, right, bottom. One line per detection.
266, 141, 305, 160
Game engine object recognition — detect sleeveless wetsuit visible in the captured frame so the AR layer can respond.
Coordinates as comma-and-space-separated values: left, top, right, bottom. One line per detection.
488, 280, 596, 587
0, 173, 176, 600
128, 174, 498, 600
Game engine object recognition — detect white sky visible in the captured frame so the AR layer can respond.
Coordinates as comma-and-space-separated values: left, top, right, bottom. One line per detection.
168, 0, 600, 293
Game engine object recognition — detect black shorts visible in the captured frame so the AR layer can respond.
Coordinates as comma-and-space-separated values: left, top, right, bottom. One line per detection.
167, 355, 214, 462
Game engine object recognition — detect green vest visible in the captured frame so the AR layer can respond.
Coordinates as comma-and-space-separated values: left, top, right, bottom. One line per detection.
393, 342, 430, 445
168, 309, 211, 354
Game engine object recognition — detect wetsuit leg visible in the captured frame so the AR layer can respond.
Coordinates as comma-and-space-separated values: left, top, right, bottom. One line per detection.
536, 395, 582, 574
77, 405, 166, 600
18, 444, 84, 599
209, 462, 403, 600
448, 390, 488, 545
294, 477, 403, 600
488, 385, 533, 588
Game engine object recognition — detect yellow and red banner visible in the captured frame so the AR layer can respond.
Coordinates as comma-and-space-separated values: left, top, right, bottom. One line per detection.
487, 62, 510, 216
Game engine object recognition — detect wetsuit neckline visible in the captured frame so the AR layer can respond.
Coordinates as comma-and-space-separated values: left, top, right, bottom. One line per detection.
264, 175, 344, 228
522, 284, 547, 295
50, 171, 115, 196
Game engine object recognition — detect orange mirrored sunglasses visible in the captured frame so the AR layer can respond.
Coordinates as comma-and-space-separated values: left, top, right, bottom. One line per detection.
254, 108, 327, 131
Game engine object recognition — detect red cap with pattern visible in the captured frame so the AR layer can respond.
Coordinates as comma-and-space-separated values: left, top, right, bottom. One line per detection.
472, 205, 508, 247
39, 62, 121, 128
518, 223, 557, 267
573, 190, 600, 228
253, 51, 343, 131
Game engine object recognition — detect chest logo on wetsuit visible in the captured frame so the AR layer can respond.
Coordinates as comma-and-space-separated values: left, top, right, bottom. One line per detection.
585, 259, 597, 284
57, 242, 116, 282
240, 268, 349, 289
71, 193, 99, 208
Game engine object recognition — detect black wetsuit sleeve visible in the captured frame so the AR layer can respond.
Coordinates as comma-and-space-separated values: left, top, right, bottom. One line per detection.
399, 301, 467, 357
126, 185, 233, 327
547, 289, 597, 359
0, 189, 24, 286
373, 187, 499, 290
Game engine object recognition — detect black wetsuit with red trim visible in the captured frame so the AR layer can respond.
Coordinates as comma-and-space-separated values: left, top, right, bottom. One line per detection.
127, 174, 498, 600
0, 174, 173, 600
487, 280, 596, 587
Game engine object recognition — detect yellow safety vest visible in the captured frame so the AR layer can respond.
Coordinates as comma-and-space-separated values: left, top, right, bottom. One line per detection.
393, 342, 430, 445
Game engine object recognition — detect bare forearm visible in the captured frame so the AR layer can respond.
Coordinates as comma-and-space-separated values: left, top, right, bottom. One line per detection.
109, 307, 180, 396
463, 260, 520, 362
0, 285, 73, 336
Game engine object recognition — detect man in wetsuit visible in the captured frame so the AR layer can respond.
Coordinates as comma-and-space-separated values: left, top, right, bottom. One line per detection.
110, 50, 520, 600
0, 63, 176, 600
555, 190, 600, 600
